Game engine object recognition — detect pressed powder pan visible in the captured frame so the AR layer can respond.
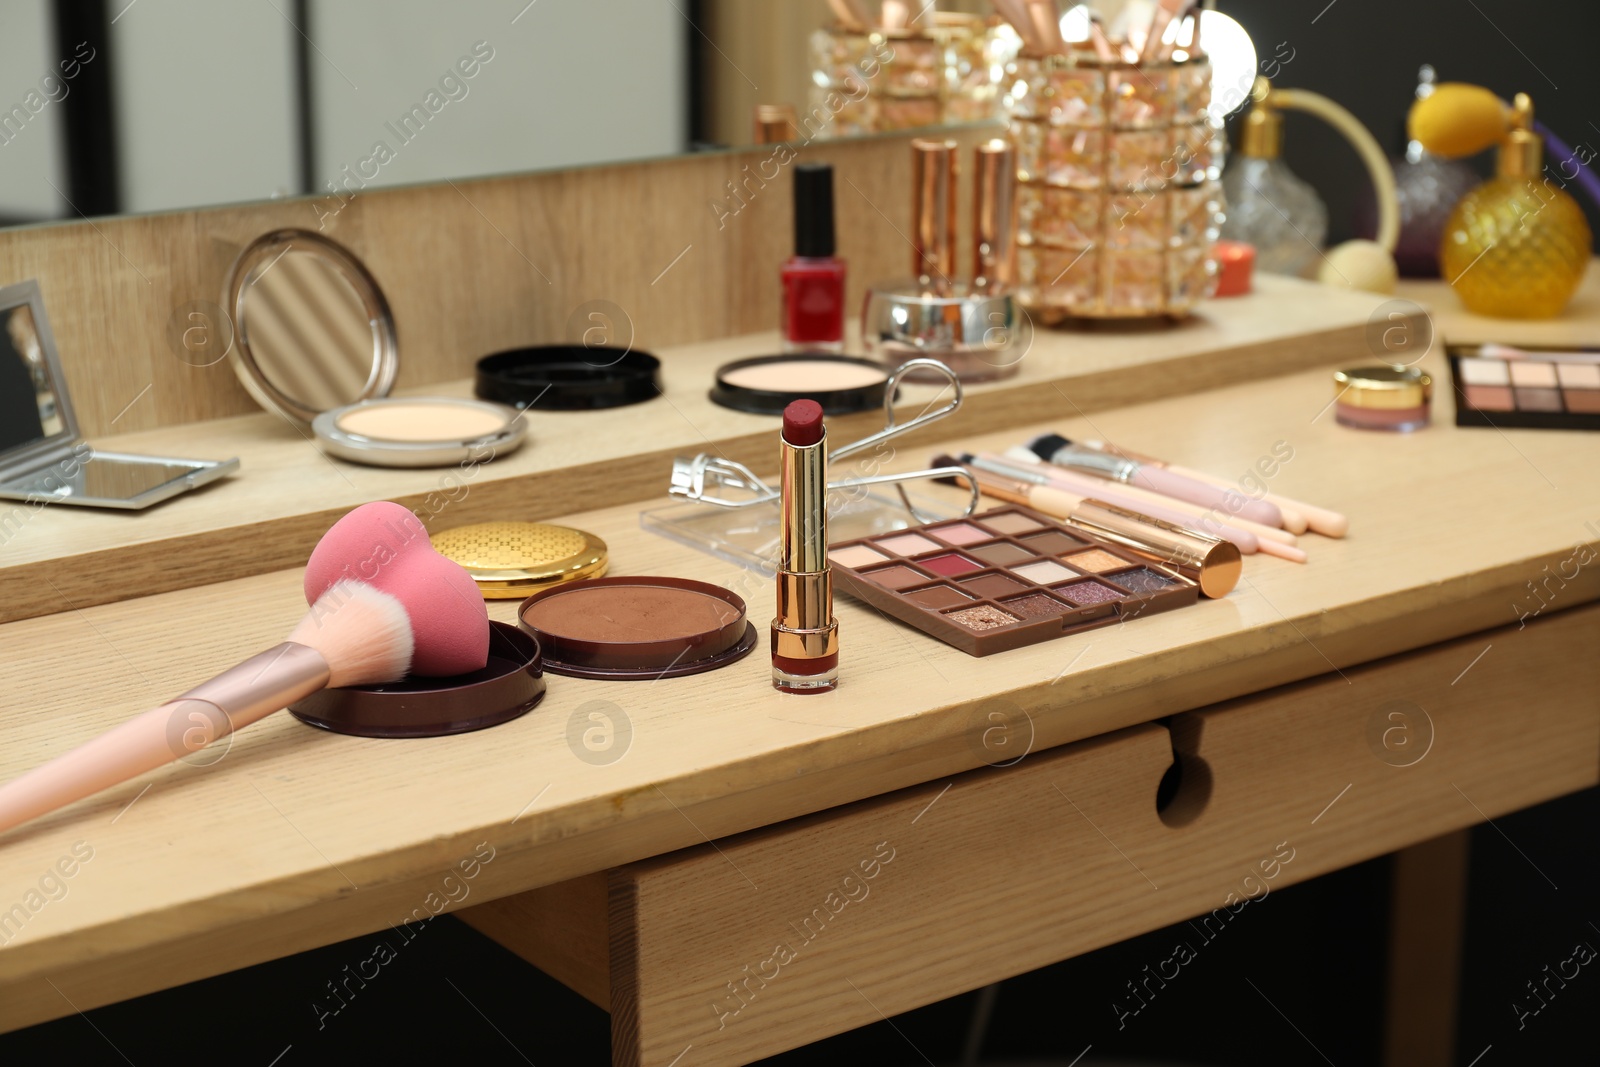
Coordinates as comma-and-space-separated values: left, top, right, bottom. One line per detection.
289, 622, 545, 737
517, 576, 757, 679
710, 355, 893, 415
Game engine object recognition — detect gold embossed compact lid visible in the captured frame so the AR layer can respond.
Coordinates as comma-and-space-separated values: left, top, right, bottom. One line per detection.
431, 522, 608, 599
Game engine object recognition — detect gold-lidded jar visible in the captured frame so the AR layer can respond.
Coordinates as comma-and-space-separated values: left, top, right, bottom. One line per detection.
431, 522, 609, 599
1333, 365, 1433, 432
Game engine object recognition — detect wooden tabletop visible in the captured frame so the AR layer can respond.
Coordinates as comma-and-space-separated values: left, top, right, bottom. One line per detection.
2, 332, 1598, 1028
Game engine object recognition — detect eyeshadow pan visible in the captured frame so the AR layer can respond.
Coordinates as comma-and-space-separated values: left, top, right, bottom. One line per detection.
919, 552, 983, 576
878, 533, 942, 556
1064, 549, 1131, 574
1015, 559, 1077, 584
969, 542, 1033, 566
1508, 361, 1559, 388
1514, 387, 1563, 412
1056, 579, 1125, 605
1461, 384, 1515, 411
927, 522, 991, 546
1556, 362, 1600, 389
863, 564, 932, 591
946, 605, 1019, 631
907, 585, 976, 609
1004, 593, 1070, 619
1563, 388, 1600, 414
1021, 530, 1085, 554
1457, 357, 1511, 386
960, 573, 1028, 597
978, 512, 1043, 535
829, 544, 890, 568
1110, 567, 1177, 594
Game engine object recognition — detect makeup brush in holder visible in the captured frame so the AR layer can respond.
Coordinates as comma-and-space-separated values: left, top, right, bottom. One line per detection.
0, 502, 491, 836
995, 0, 1224, 320
810, 2, 1008, 138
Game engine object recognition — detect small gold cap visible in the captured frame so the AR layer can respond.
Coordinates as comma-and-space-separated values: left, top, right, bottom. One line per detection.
431, 522, 609, 599
1334, 365, 1433, 410
1497, 92, 1542, 179
1240, 77, 1282, 158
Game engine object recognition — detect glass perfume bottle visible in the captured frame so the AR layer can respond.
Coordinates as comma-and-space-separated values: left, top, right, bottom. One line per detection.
1220, 96, 1327, 277
1389, 67, 1482, 277
1440, 94, 1592, 318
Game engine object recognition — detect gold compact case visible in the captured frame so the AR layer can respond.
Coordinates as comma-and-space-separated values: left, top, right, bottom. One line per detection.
430, 522, 609, 599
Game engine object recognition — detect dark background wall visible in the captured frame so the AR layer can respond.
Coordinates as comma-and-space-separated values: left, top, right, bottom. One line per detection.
1215, 0, 1600, 246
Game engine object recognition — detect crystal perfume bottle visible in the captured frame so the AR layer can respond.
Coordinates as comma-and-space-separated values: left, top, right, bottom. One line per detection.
1220, 96, 1327, 277
1385, 67, 1482, 277
1440, 94, 1592, 318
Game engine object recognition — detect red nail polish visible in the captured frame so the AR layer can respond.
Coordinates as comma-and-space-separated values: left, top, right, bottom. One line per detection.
782, 164, 845, 353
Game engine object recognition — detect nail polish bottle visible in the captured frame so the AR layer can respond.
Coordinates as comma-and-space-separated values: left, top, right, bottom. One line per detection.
782, 163, 846, 352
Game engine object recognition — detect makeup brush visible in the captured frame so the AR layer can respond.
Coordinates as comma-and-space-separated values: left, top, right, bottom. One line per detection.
1079, 439, 1350, 538
1138, 0, 1186, 63
1026, 433, 1285, 528
827, 0, 873, 32
998, 448, 1305, 556
991, 0, 1041, 50
1027, 0, 1066, 54
0, 502, 490, 836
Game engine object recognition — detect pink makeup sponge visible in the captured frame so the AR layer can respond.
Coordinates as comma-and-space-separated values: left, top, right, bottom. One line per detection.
305, 501, 489, 677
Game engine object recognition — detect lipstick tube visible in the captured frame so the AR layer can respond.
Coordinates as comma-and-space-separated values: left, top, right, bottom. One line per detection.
911, 138, 958, 294
974, 139, 1017, 294
772, 400, 839, 693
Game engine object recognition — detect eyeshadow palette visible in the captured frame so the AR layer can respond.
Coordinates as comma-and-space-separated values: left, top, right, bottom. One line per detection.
1448, 344, 1600, 430
828, 505, 1199, 656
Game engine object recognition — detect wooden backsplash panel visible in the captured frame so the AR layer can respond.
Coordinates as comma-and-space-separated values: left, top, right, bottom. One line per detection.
0, 128, 991, 437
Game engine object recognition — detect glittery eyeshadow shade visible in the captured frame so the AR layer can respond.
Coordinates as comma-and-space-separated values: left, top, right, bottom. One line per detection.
1005, 594, 1068, 619
1056, 579, 1124, 605
1112, 568, 1176, 594
946, 605, 1018, 631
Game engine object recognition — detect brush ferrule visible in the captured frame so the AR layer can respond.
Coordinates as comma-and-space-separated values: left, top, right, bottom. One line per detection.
177, 642, 331, 733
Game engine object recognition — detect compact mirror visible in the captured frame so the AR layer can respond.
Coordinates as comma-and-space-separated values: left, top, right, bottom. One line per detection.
224, 229, 398, 426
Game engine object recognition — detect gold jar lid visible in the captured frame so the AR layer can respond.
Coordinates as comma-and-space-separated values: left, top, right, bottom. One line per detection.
1333, 365, 1433, 410
431, 522, 608, 599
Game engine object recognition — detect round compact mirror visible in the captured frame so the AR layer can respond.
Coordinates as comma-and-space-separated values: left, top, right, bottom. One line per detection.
224, 229, 398, 426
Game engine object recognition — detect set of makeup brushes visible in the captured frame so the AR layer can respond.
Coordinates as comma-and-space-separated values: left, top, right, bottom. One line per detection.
830, 1, 1201, 65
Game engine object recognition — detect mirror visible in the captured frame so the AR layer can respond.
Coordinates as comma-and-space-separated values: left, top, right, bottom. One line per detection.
0, 301, 64, 451
225, 230, 398, 426
0, 0, 1002, 230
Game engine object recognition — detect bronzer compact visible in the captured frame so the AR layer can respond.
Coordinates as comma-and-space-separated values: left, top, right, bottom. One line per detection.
224, 229, 526, 467
828, 505, 1200, 655
517, 576, 757, 679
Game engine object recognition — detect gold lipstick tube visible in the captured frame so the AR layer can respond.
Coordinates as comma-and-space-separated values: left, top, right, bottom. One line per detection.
974, 139, 1017, 293
772, 423, 839, 692
911, 138, 958, 294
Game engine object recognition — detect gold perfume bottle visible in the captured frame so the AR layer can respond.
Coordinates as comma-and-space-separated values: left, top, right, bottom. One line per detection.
1440, 94, 1592, 318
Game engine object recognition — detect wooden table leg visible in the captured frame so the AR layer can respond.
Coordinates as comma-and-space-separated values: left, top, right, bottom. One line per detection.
1383, 829, 1471, 1067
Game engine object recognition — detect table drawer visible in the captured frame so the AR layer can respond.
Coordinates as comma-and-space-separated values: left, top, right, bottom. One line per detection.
465, 604, 1599, 1067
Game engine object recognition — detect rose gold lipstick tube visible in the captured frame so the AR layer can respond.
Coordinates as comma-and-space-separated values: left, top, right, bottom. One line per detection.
912, 138, 958, 295
772, 409, 839, 693
974, 139, 1017, 293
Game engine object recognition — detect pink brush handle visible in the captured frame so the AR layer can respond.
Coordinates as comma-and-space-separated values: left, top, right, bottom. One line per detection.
0, 644, 329, 836
1128, 465, 1284, 528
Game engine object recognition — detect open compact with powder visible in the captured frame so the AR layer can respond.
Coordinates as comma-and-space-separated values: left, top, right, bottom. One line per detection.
828, 505, 1199, 656
710, 354, 894, 415
224, 229, 526, 467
